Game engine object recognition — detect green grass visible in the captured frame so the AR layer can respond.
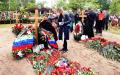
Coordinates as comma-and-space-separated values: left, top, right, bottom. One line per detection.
0, 24, 14, 28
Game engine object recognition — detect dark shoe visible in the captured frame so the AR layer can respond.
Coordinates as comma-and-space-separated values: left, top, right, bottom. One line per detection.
59, 48, 68, 51
61, 50, 68, 53
63, 49, 68, 52
59, 48, 64, 51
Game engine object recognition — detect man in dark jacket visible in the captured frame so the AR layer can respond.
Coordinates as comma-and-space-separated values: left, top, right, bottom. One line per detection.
58, 9, 71, 52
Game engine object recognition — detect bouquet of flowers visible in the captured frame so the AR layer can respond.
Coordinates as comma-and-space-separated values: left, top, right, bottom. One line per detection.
26, 49, 94, 75
26, 49, 60, 75
51, 57, 93, 75
74, 22, 83, 41
17, 25, 35, 37
12, 24, 24, 35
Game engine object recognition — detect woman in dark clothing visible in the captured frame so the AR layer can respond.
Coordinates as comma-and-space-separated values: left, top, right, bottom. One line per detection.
74, 13, 80, 25
95, 11, 105, 35
104, 13, 109, 30
84, 10, 96, 38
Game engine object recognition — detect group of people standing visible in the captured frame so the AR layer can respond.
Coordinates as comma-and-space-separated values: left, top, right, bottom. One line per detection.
38, 8, 110, 52
38, 9, 71, 52
74, 9, 110, 38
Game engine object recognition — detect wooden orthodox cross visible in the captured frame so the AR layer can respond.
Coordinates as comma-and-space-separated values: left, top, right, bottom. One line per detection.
16, 12, 19, 24
79, 10, 87, 22
34, 7, 39, 44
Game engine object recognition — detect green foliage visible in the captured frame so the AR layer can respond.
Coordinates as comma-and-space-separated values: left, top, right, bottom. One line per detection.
55, 0, 99, 10
109, 0, 120, 15
74, 34, 82, 41
37, 2, 44, 8
85, 38, 120, 62
55, 0, 68, 9
20, 0, 35, 12
25, 2, 35, 10
20, 7, 26, 13
9, 0, 18, 11
68, 0, 83, 10
0, 0, 9, 11
95, 0, 111, 10
87, 40, 101, 50
55, 0, 85, 10
0, 0, 35, 11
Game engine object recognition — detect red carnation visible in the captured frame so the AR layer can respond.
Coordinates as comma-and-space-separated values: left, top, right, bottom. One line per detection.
82, 67, 90, 72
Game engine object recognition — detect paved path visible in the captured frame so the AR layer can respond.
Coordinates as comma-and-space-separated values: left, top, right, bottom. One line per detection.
0, 26, 120, 75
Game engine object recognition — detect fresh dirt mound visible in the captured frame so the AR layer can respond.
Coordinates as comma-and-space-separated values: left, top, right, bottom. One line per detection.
0, 26, 120, 75
57, 33, 120, 75
0, 28, 35, 75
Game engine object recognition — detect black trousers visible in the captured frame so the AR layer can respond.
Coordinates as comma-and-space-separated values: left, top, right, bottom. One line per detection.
96, 20, 104, 34
104, 21, 109, 30
63, 40, 67, 51
96, 28, 102, 34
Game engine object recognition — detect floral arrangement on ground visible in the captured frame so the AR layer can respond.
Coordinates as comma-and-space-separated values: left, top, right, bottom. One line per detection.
12, 24, 24, 35
26, 50, 94, 75
12, 24, 34, 36
81, 37, 120, 62
11, 24, 94, 75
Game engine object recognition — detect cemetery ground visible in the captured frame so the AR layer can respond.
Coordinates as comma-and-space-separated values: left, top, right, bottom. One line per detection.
0, 24, 120, 75
108, 25, 120, 35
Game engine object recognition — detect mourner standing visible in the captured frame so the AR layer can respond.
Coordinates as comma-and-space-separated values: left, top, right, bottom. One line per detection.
74, 11, 80, 25
69, 10, 74, 32
58, 9, 71, 52
95, 10, 105, 36
104, 10, 110, 30
84, 9, 96, 38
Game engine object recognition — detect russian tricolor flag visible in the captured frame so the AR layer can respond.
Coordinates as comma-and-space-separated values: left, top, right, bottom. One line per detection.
47, 35, 58, 49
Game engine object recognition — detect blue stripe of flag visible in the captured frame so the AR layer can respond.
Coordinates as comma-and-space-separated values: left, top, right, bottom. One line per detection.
48, 40, 56, 44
